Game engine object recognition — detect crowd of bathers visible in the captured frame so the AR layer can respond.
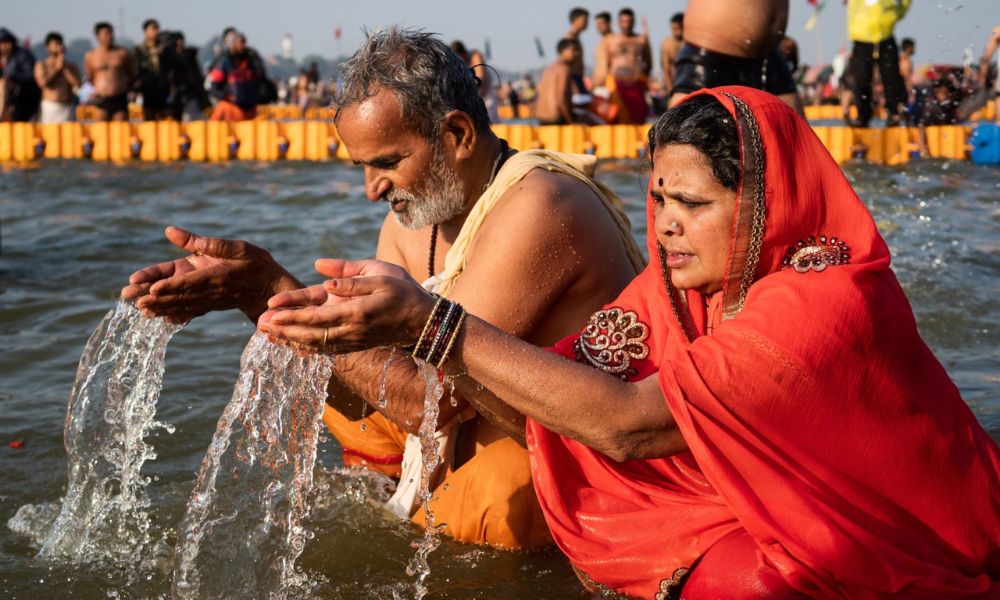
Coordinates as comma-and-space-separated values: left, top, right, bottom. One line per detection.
2, 4, 999, 128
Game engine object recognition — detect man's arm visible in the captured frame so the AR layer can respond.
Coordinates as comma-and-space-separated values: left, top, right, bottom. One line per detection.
556, 67, 574, 124
593, 37, 609, 86
34, 60, 50, 89
641, 38, 653, 78
980, 27, 1000, 86
64, 62, 81, 89
83, 52, 95, 84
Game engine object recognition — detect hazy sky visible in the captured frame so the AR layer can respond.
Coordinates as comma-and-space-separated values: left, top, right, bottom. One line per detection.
5, 0, 998, 71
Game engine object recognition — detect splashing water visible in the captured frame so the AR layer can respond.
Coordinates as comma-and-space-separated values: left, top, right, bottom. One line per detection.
171, 334, 334, 600
7, 300, 182, 565
405, 362, 446, 600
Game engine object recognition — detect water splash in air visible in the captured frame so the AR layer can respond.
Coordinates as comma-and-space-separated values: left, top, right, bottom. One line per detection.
7, 300, 182, 565
171, 334, 334, 600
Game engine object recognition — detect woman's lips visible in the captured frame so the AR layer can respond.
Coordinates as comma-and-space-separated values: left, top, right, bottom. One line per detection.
664, 251, 694, 269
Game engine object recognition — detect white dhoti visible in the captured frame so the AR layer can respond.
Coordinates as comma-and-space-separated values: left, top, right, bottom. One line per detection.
39, 100, 75, 124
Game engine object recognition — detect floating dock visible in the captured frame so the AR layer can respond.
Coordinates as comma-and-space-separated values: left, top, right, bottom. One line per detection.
0, 103, 994, 165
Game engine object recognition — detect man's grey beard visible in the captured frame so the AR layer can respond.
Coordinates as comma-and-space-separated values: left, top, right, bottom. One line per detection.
387, 144, 467, 230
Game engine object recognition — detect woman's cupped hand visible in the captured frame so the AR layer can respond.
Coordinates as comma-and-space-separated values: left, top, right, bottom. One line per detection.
257, 258, 435, 354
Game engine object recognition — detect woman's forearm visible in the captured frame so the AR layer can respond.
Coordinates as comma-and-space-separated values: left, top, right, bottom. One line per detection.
446, 315, 684, 461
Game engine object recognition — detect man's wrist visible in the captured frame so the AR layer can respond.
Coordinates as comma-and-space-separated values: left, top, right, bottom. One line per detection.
242, 269, 301, 320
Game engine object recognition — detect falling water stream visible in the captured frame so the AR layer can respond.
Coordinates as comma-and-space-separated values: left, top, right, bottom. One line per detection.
7, 300, 182, 567
405, 362, 446, 600
171, 333, 334, 600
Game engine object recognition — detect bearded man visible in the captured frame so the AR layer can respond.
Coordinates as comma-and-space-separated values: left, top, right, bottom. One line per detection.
121, 27, 643, 548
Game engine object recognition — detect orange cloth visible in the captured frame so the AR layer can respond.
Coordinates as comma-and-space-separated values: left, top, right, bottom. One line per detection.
209, 99, 256, 121
412, 436, 553, 549
323, 404, 550, 548
323, 404, 405, 478
527, 87, 1000, 598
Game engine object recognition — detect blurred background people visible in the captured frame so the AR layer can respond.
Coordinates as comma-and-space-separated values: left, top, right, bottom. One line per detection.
134, 19, 176, 121
844, 0, 910, 126
536, 38, 582, 125
0, 28, 41, 122
209, 31, 263, 121
84, 22, 135, 121
34, 31, 80, 123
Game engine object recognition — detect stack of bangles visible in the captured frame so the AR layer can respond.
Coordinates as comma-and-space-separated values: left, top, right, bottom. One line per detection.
410, 294, 467, 369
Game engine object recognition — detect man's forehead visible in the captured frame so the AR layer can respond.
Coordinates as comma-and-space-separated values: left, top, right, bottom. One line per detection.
338, 90, 424, 158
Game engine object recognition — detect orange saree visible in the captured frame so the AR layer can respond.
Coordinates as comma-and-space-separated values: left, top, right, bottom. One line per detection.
526, 87, 1000, 598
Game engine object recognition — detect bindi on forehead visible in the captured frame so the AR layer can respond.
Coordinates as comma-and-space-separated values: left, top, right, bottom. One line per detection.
658, 177, 664, 187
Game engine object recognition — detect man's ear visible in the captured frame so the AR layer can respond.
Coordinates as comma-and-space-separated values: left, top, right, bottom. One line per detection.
442, 110, 477, 161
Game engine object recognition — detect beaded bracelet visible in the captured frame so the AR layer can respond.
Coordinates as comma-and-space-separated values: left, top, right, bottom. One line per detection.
411, 295, 466, 369
410, 294, 443, 356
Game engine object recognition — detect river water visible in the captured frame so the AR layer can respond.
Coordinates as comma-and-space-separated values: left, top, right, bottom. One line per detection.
0, 157, 997, 598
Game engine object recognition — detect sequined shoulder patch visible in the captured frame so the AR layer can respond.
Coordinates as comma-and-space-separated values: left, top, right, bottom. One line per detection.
782, 235, 850, 273
573, 308, 650, 380
654, 567, 691, 600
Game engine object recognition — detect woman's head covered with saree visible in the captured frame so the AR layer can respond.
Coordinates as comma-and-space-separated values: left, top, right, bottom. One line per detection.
527, 86, 1000, 598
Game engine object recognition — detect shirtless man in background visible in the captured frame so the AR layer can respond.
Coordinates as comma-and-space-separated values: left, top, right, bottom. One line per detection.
660, 13, 684, 95
536, 39, 581, 125
603, 8, 652, 82
35, 32, 81, 123
598, 8, 652, 123
591, 12, 613, 88
669, 0, 802, 114
84, 22, 135, 121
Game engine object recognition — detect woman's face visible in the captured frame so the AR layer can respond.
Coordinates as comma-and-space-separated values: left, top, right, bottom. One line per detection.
651, 144, 738, 296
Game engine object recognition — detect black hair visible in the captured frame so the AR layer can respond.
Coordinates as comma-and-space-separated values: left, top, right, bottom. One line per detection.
142, 19, 159, 31
45, 32, 64, 46
337, 28, 492, 139
569, 7, 589, 22
94, 22, 113, 35
557, 38, 580, 54
450, 40, 469, 58
901, 38, 915, 52
619, 8, 635, 18
595, 11, 611, 21
671, 12, 684, 26
648, 95, 740, 191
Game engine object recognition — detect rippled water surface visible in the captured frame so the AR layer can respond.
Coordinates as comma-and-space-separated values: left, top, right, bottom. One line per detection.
0, 157, 997, 598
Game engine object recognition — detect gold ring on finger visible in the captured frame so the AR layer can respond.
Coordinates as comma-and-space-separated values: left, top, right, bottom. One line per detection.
322, 327, 330, 347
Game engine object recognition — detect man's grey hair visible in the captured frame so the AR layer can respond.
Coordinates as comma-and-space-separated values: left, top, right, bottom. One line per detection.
335, 27, 491, 139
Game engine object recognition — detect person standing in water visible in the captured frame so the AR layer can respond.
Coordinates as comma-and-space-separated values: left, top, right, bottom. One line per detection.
591, 11, 614, 88
536, 39, 582, 125
598, 8, 652, 124
134, 19, 176, 121
844, 0, 910, 126
34, 32, 80, 124
660, 12, 684, 98
0, 28, 41, 122
84, 22, 135, 122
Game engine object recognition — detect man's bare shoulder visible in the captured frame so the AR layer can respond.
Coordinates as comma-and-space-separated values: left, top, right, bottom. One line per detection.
480, 167, 628, 250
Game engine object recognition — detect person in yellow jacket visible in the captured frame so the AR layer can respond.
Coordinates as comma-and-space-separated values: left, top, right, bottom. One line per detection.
845, 0, 911, 126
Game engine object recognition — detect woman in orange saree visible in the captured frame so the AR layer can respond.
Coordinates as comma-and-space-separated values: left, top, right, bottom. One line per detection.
260, 86, 1000, 598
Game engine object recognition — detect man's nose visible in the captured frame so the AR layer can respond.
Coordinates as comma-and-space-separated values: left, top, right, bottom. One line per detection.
365, 170, 391, 202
